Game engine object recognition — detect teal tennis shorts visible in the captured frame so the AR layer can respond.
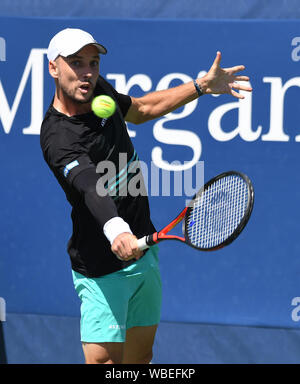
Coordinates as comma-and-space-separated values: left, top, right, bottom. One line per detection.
72, 245, 162, 343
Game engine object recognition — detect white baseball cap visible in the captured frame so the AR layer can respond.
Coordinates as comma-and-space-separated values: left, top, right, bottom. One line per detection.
47, 28, 107, 61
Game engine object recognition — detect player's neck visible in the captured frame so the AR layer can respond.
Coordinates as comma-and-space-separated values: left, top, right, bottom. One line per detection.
53, 89, 91, 117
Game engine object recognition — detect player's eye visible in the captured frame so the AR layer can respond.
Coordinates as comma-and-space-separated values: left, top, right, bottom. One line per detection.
70, 60, 82, 68
90, 60, 99, 68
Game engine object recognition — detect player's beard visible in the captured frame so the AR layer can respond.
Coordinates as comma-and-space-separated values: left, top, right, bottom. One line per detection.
75, 92, 94, 104
60, 83, 95, 105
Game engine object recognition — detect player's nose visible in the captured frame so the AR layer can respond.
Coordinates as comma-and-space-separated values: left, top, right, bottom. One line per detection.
83, 71, 92, 80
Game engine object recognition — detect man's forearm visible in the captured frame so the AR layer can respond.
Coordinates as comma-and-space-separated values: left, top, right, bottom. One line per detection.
126, 79, 205, 125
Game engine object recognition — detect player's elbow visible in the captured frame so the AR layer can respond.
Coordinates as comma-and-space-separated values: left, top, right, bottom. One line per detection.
127, 107, 152, 125
134, 109, 153, 125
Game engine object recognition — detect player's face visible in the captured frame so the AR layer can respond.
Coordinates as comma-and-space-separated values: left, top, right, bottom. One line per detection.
53, 45, 100, 104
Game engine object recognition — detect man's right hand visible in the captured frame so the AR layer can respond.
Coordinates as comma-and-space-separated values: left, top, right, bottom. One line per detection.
111, 232, 143, 261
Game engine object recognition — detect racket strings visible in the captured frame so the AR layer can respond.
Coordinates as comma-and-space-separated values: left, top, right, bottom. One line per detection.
186, 175, 249, 248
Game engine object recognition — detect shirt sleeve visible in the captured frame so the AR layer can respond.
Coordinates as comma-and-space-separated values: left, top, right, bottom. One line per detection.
72, 167, 119, 229
42, 124, 94, 184
43, 126, 119, 229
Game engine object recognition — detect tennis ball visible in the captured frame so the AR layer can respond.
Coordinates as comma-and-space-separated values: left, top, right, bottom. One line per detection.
91, 95, 116, 118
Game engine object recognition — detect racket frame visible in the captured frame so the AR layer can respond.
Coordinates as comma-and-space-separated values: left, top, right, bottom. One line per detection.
183, 170, 254, 251
138, 170, 254, 251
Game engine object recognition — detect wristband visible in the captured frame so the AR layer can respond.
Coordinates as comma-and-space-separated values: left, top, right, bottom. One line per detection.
103, 217, 132, 245
193, 79, 203, 97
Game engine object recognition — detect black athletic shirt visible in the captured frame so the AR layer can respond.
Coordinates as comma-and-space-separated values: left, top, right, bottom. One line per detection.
40, 75, 156, 277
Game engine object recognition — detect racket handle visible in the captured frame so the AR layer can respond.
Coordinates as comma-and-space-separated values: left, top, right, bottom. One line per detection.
137, 234, 157, 251
137, 236, 150, 251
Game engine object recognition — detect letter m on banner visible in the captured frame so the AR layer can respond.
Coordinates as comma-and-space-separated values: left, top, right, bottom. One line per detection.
0, 48, 47, 135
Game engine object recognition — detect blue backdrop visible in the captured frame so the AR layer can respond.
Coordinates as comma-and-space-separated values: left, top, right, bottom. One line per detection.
1, 0, 300, 19
1, 17, 300, 363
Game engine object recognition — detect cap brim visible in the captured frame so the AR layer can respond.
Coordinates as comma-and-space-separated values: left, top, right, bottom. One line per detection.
63, 42, 107, 58
92, 43, 107, 55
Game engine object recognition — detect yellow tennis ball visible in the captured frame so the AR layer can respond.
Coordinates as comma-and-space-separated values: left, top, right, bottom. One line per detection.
91, 95, 116, 118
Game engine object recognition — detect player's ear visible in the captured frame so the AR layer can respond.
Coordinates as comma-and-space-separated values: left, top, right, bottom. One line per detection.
49, 60, 59, 79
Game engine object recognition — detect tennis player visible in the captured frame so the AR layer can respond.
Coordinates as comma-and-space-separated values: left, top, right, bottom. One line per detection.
40, 28, 252, 364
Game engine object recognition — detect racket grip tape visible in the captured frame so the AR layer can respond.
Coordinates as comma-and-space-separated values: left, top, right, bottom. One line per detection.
137, 234, 156, 251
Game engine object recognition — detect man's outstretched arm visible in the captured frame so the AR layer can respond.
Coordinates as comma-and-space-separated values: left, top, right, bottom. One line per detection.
125, 51, 252, 125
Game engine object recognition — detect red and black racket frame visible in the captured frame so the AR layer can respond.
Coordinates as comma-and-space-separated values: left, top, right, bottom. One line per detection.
142, 171, 254, 252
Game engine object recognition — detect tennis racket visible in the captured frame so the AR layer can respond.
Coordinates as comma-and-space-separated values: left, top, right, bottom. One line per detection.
137, 171, 254, 251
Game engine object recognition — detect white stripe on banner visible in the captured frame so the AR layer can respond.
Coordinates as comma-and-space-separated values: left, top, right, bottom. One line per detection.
0, 298, 6, 322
